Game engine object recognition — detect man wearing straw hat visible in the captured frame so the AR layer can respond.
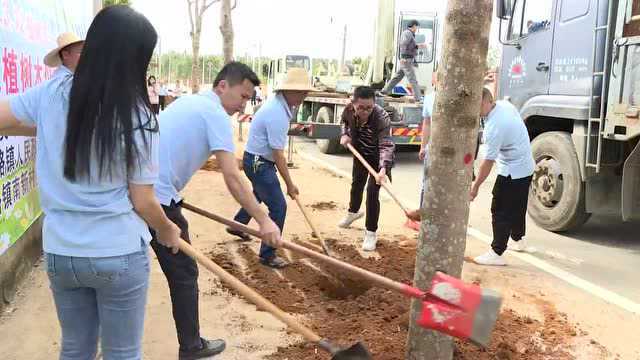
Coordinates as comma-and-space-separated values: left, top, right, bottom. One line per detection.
229, 68, 313, 268
44, 32, 84, 72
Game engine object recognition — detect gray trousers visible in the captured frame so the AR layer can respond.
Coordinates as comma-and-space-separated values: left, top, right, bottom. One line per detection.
382, 60, 422, 101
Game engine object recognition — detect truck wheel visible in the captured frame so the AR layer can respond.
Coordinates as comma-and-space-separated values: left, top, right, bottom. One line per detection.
315, 106, 341, 154
528, 131, 591, 232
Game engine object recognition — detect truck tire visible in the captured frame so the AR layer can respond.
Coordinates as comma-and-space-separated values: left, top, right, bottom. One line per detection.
315, 106, 341, 154
528, 131, 591, 232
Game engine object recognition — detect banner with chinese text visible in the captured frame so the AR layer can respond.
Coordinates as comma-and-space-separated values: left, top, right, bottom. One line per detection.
0, 0, 92, 255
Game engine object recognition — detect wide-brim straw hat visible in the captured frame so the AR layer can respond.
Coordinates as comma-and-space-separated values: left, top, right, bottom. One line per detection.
44, 32, 84, 67
275, 68, 315, 92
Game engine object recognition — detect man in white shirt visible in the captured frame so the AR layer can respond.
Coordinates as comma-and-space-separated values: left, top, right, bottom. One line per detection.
470, 88, 535, 266
153, 62, 282, 359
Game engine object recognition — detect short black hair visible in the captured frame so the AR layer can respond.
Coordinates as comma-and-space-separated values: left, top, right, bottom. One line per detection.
408, 20, 419, 28
482, 87, 494, 102
353, 86, 375, 100
213, 61, 260, 87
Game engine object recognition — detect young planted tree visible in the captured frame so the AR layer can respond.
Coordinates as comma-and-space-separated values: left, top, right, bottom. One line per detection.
186, 0, 217, 93
405, 1, 493, 359
219, 0, 237, 64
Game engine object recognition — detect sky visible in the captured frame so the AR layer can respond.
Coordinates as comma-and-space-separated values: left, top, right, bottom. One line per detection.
132, 0, 501, 60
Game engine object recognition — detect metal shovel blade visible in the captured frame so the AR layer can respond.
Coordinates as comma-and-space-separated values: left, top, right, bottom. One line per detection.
416, 272, 503, 347
320, 340, 372, 360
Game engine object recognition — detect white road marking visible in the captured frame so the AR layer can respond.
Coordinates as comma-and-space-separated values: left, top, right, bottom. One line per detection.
298, 149, 640, 316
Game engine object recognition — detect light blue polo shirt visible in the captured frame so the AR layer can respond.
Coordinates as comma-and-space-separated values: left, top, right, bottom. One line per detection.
244, 93, 291, 162
482, 101, 535, 179
155, 90, 235, 205
422, 92, 436, 119
8, 66, 159, 257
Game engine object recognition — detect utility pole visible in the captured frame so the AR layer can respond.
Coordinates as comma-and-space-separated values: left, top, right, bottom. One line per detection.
405, 1, 492, 359
339, 24, 347, 75
208, 62, 213, 85
158, 36, 162, 80
201, 55, 205, 85
93, 0, 102, 15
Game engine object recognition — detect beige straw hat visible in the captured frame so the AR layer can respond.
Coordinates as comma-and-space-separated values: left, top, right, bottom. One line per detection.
275, 68, 315, 91
44, 32, 84, 67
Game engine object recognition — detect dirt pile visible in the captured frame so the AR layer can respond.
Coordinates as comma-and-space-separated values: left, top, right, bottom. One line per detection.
309, 201, 338, 211
210, 240, 586, 359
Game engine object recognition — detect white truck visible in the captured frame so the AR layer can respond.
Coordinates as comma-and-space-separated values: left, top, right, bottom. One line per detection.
263, 0, 438, 154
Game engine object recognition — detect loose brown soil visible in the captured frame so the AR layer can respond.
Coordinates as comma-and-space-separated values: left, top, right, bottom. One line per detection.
211, 239, 583, 360
309, 201, 338, 211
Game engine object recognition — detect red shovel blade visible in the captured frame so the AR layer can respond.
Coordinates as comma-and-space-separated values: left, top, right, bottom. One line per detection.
416, 272, 501, 347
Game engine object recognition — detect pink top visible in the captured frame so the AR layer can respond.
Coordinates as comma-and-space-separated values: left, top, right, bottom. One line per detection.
148, 84, 159, 104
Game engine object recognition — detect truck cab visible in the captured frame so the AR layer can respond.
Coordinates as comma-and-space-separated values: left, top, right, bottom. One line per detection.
264, 55, 312, 99
388, 12, 438, 96
495, 0, 640, 231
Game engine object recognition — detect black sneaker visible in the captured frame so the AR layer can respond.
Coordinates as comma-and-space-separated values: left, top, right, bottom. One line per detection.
179, 338, 226, 360
226, 227, 252, 241
259, 256, 288, 269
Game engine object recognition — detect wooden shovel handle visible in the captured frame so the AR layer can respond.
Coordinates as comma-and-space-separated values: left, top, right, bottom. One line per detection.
177, 238, 322, 343
182, 202, 419, 298
293, 196, 332, 255
346, 143, 410, 213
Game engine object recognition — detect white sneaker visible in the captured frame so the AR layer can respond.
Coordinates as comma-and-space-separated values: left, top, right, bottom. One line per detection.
362, 230, 378, 251
337, 211, 364, 228
473, 250, 506, 266
509, 237, 528, 252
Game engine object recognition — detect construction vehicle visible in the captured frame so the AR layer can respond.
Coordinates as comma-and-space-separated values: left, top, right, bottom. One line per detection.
495, 0, 640, 231
263, 0, 438, 154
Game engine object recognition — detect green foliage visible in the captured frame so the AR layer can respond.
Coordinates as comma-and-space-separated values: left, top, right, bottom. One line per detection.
103, 0, 131, 6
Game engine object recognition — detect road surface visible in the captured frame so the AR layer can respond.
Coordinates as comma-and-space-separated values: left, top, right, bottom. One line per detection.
294, 139, 640, 306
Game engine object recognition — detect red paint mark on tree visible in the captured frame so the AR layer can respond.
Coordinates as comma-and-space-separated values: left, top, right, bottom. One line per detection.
464, 153, 473, 164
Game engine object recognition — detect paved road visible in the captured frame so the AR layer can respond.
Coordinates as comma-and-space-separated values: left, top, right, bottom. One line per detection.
294, 139, 640, 305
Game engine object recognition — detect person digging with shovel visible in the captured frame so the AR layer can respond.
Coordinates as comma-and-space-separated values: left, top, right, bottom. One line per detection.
338, 86, 395, 251
470, 87, 535, 266
228, 68, 313, 269
153, 61, 283, 360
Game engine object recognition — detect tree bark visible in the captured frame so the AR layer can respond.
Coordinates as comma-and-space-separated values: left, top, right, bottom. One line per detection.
188, 0, 218, 93
405, 1, 492, 359
220, 0, 235, 64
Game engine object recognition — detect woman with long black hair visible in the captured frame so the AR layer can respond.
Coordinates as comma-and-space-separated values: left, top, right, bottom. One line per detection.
0, 6, 181, 359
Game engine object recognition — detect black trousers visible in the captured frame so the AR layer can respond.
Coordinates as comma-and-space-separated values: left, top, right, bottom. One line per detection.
159, 95, 167, 110
491, 175, 533, 255
149, 202, 201, 351
349, 156, 391, 232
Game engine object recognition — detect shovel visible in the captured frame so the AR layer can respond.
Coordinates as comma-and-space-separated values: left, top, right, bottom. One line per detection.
346, 143, 412, 213
182, 202, 502, 347
346, 143, 421, 231
177, 238, 372, 360
293, 195, 333, 256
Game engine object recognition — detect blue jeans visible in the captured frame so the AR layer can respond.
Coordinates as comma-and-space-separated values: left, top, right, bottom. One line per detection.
46, 242, 150, 360
234, 152, 286, 260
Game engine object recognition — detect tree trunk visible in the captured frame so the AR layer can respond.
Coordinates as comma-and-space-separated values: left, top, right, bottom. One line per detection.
405, 1, 492, 359
190, 8, 203, 94
220, 0, 234, 64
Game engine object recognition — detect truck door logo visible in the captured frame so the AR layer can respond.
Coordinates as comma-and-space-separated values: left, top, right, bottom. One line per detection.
508, 56, 527, 87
